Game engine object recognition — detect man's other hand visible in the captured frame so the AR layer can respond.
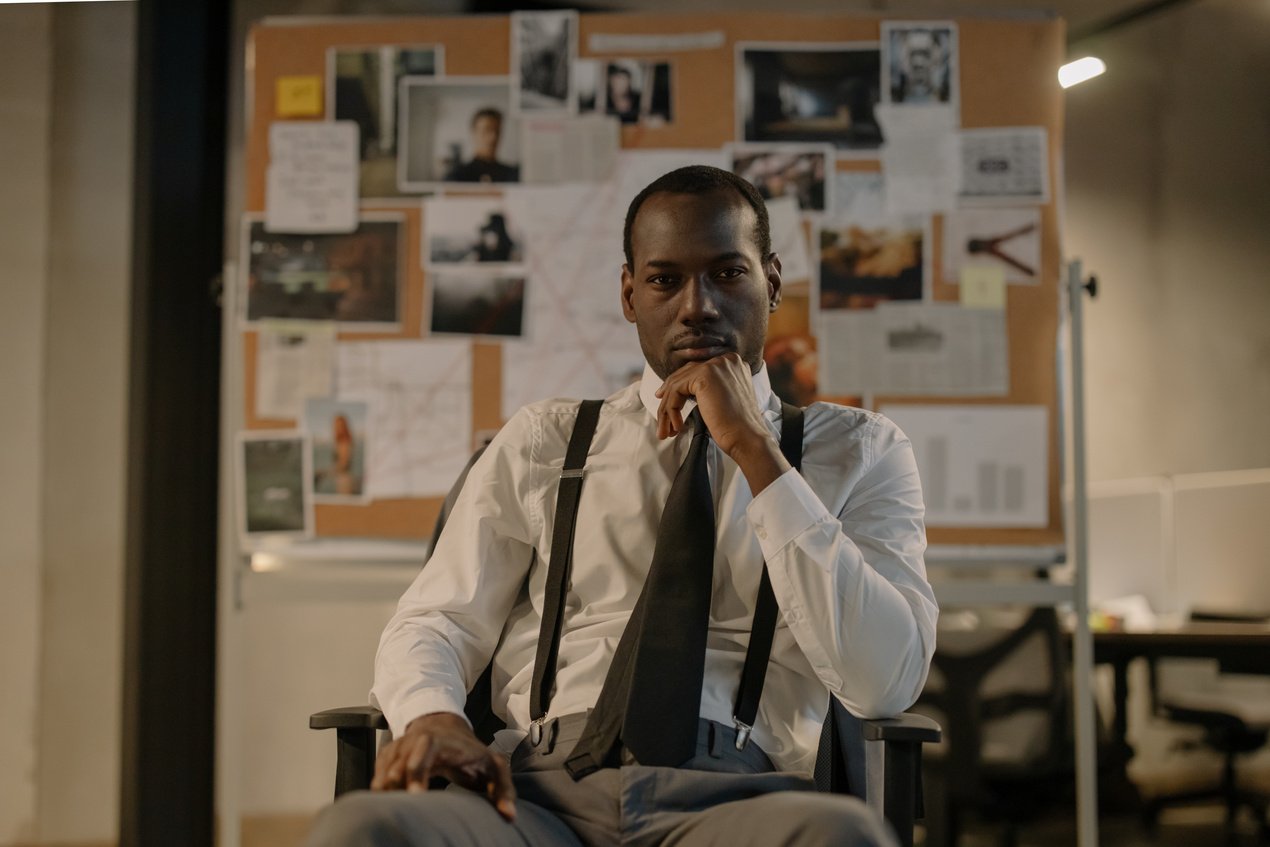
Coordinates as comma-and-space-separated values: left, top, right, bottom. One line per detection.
370, 711, 517, 822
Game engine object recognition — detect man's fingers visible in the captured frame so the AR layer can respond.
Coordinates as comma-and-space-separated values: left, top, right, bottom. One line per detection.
373, 742, 406, 791
407, 738, 439, 793
487, 755, 518, 822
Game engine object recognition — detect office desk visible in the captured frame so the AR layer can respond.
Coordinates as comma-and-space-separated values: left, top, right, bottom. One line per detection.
1093, 623, 1270, 797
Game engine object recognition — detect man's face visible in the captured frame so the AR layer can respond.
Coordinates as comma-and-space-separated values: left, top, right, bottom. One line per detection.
621, 190, 781, 380
472, 115, 501, 160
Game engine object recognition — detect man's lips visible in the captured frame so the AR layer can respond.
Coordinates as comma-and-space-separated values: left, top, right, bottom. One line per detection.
672, 337, 732, 361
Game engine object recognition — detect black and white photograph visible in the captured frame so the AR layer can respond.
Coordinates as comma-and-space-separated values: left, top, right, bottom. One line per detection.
818, 217, 927, 310
238, 432, 312, 539
737, 43, 883, 154
574, 58, 601, 113
602, 59, 673, 126
304, 398, 369, 502
428, 270, 527, 338
881, 22, 957, 107
398, 77, 521, 190
728, 144, 832, 213
512, 10, 577, 114
242, 214, 404, 328
423, 197, 524, 266
327, 45, 442, 198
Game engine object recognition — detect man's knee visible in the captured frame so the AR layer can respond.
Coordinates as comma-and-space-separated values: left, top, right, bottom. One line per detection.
306, 791, 413, 847
779, 793, 898, 847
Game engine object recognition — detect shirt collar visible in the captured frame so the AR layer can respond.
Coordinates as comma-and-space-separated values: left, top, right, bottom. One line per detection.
638, 361, 776, 422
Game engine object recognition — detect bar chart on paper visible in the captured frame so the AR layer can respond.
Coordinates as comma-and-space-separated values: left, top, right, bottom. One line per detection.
881, 404, 1048, 527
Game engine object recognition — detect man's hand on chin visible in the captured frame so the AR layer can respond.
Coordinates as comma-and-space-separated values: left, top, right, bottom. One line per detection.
654, 352, 790, 496
371, 712, 517, 822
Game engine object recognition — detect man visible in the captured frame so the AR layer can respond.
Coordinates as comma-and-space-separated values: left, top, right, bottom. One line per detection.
444, 108, 520, 183
308, 166, 936, 846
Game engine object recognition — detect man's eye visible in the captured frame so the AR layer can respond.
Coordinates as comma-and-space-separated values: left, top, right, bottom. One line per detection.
717, 267, 745, 280
649, 275, 677, 286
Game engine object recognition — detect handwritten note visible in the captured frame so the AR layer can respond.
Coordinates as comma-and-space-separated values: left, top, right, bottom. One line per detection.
959, 264, 1007, 309
265, 121, 358, 234
275, 75, 323, 118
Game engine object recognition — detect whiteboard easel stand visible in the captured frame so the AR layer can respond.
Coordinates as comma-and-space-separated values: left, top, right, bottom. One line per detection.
1068, 258, 1100, 847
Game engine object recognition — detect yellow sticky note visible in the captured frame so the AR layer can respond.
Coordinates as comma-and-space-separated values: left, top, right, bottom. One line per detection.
276, 75, 323, 118
959, 264, 1007, 309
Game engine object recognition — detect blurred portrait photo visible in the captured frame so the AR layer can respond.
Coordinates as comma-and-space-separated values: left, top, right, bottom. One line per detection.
399, 78, 521, 189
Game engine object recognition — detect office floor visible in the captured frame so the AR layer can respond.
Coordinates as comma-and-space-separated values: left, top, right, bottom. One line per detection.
939, 805, 1268, 846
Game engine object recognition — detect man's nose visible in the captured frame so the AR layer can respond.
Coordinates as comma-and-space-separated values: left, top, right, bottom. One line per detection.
680, 275, 721, 325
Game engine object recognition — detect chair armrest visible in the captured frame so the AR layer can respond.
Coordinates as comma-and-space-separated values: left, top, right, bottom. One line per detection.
861, 712, 942, 745
310, 706, 389, 799
310, 705, 390, 731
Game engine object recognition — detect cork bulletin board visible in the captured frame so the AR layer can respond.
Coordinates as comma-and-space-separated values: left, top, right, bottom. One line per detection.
239, 12, 1066, 547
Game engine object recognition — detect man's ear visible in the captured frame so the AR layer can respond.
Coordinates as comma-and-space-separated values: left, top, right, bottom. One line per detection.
620, 264, 637, 323
765, 253, 783, 312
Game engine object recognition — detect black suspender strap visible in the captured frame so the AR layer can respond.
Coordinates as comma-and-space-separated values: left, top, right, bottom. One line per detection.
528, 398, 805, 751
528, 399, 603, 742
730, 402, 804, 749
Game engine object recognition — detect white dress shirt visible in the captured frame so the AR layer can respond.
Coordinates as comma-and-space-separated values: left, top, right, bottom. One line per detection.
373, 363, 937, 775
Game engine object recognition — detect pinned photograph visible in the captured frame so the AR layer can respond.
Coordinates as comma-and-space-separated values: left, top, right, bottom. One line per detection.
238, 432, 312, 539
304, 398, 369, 502
728, 144, 832, 213
943, 208, 1041, 284
328, 45, 442, 198
764, 333, 819, 407
881, 22, 957, 106
428, 270, 526, 338
575, 59, 602, 113
818, 217, 926, 310
603, 60, 673, 126
243, 213, 404, 328
423, 197, 524, 266
512, 10, 577, 114
737, 43, 883, 154
957, 127, 1050, 205
398, 78, 521, 189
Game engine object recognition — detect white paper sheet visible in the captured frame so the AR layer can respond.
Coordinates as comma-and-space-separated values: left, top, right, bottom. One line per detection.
818, 302, 1008, 397
587, 31, 725, 52
957, 126, 1050, 206
879, 404, 1048, 527
335, 340, 472, 498
766, 196, 811, 283
265, 121, 359, 233
875, 104, 957, 214
832, 171, 885, 219
255, 320, 336, 420
501, 150, 727, 414
520, 115, 620, 183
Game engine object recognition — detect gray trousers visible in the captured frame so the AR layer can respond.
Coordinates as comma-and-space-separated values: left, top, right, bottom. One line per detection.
306, 715, 898, 847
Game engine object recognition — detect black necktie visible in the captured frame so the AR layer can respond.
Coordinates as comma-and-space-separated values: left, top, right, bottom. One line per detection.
565, 409, 715, 777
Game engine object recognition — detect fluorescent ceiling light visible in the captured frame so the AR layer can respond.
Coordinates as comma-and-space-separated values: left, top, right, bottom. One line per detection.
1059, 57, 1107, 88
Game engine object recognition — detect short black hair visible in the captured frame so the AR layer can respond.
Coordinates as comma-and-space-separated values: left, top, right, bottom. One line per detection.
471, 107, 503, 127
623, 165, 772, 268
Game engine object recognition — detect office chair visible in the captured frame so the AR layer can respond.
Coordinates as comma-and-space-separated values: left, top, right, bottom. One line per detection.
1142, 611, 1270, 841
312, 446, 941, 846
915, 606, 1070, 847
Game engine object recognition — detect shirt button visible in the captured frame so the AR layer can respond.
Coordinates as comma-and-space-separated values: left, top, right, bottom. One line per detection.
757, 527, 768, 540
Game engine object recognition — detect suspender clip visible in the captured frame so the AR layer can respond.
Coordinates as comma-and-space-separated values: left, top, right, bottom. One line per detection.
560, 468, 585, 480
529, 717, 545, 747
733, 718, 753, 751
